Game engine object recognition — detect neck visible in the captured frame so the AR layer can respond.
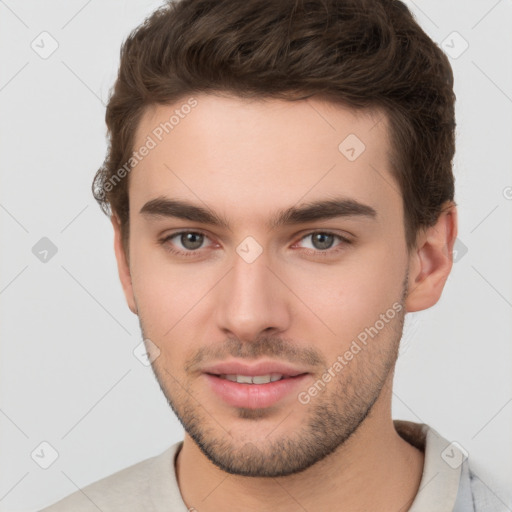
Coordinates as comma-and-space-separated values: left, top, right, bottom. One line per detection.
175, 381, 424, 512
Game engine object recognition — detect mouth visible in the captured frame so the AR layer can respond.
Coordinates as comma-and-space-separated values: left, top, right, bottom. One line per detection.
203, 372, 310, 409
207, 372, 300, 384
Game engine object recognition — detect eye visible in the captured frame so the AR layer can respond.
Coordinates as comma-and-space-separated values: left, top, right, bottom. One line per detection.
160, 231, 213, 256
295, 231, 351, 255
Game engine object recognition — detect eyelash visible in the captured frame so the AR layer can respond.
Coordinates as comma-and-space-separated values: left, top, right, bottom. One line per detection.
158, 230, 352, 258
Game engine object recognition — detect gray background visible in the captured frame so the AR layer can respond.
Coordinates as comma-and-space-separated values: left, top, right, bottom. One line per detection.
0, 0, 511, 510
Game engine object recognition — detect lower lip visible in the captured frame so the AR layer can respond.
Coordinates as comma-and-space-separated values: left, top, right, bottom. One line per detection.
204, 373, 310, 409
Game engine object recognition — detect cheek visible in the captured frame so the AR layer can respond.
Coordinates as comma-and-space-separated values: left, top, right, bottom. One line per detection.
288, 245, 405, 342
131, 263, 208, 373
129, 244, 220, 334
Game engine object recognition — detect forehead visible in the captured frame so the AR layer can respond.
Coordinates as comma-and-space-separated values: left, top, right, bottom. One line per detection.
129, 93, 401, 228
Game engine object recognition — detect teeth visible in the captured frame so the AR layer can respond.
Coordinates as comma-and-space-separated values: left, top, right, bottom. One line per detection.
253, 375, 275, 384
221, 374, 284, 384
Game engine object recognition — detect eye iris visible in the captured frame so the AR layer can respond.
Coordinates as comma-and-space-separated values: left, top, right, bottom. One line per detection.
312, 233, 334, 250
181, 233, 203, 250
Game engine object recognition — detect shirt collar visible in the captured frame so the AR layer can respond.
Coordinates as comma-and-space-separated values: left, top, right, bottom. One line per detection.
394, 419, 465, 512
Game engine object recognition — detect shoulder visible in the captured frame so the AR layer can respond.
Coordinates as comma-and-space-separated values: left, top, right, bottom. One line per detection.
39, 443, 182, 512
454, 458, 511, 512
467, 464, 511, 512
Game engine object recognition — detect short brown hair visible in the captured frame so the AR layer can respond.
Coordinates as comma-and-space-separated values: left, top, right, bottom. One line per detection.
92, 0, 456, 252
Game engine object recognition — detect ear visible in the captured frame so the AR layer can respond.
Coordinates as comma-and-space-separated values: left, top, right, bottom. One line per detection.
405, 202, 458, 312
111, 214, 138, 315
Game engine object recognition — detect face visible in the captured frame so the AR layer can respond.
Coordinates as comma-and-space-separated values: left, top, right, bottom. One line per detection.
115, 94, 420, 477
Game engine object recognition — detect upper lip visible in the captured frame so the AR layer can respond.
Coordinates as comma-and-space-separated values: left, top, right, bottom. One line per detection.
202, 360, 309, 377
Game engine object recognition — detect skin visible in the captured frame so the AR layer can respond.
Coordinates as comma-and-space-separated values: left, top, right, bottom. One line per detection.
112, 93, 457, 512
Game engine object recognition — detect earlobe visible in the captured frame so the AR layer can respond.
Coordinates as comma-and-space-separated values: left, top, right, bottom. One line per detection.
111, 214, 138, 315
405, 202, 458, 312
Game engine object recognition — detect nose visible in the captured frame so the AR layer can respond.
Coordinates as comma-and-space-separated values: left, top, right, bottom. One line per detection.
215, 246, 291, 342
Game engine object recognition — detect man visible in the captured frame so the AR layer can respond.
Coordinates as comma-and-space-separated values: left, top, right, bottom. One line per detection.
41, 0, 504, 510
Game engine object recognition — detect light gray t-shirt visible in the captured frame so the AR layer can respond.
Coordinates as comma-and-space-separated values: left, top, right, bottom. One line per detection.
39, 420, 507, 511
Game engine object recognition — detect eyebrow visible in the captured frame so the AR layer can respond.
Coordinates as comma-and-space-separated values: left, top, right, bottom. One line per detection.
139, 196, 377, 230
